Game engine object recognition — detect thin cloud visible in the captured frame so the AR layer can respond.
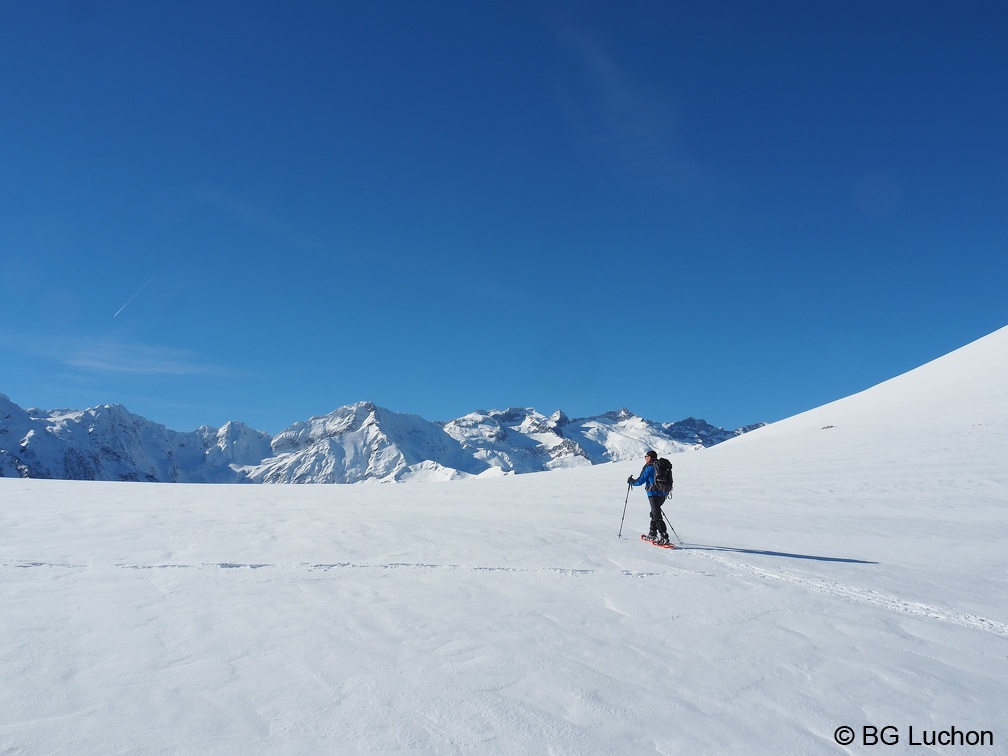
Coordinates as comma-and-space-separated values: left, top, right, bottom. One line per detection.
65, 340, 217, 376
190, 184, 322, 254
557, 27, 708, 191
7, 335, 236, 378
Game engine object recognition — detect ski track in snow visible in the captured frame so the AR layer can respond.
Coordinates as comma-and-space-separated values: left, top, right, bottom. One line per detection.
679, 546, 1008, 638
0, 558, 661, 579
6, 549, 1006, 637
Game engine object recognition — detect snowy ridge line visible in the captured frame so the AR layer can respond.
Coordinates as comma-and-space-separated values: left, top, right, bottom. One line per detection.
0, 558, 663, 579
682, 549, 1008, 638
0, 396, 761, 484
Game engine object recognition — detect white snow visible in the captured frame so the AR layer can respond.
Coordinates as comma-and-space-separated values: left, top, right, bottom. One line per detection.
2, 327, 1006, 754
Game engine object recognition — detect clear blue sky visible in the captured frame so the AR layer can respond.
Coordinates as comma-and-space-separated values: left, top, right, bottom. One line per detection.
2, 1, 1006, 435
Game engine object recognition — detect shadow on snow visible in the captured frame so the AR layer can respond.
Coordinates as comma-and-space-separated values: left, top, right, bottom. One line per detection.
679, 543, 878, 565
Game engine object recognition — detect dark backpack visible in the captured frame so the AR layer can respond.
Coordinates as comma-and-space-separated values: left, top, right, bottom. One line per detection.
652, 457, 674, 494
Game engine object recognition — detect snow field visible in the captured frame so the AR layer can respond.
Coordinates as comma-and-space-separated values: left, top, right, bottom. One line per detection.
2, 326, 1007, 753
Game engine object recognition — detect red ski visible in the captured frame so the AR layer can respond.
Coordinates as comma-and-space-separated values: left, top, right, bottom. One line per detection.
641, 534, 676, 549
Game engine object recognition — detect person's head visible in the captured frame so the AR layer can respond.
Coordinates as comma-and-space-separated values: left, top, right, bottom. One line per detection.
644, 450, 656, 463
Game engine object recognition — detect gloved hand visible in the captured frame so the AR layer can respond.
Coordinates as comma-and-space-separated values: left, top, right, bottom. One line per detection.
627, 475, 635, 485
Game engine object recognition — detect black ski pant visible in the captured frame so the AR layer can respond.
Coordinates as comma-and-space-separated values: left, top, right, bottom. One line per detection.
648, 495, 668, 537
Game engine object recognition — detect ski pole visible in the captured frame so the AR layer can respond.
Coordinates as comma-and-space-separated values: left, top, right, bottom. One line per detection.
662, 510, 682, 545
617, 483, 631, 538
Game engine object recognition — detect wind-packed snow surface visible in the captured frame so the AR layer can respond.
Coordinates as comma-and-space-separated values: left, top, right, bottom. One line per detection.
2, 326, 1006, 754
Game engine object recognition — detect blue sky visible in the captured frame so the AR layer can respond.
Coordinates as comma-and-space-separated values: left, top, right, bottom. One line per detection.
2, 1, 1006, 435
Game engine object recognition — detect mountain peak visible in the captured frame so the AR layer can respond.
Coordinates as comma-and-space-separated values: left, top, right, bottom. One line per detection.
598, 408, 635, 422
0, 397, 762, 484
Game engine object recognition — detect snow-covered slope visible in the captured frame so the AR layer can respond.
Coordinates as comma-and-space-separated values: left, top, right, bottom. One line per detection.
252, 402, 491, 483
0, 396, 758, 483
0, 397, 270, 483
1, 326, 1005, 753
686, 322, 1008, 540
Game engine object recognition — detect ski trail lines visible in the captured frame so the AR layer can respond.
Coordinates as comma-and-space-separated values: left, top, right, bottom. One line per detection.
680, 547, 1008, 638
0, 559, 660, 580
5, 553, 1005, 638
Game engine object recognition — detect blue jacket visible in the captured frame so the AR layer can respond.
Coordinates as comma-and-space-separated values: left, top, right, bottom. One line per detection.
630, 463, 658, 494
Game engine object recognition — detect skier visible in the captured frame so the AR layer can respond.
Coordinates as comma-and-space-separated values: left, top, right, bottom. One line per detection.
627, 450, 670, 545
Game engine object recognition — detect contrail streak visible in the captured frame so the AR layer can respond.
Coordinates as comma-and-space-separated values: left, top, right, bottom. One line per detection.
113, 275, 157, 318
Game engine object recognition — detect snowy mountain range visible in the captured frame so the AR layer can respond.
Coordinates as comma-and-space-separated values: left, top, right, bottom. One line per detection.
0, 395, 762, 483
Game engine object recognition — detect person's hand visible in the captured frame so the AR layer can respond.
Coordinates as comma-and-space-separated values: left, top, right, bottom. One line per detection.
627, 476, 635, 485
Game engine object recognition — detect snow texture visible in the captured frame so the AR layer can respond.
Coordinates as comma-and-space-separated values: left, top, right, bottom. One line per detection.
1, 326, 1006, 753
